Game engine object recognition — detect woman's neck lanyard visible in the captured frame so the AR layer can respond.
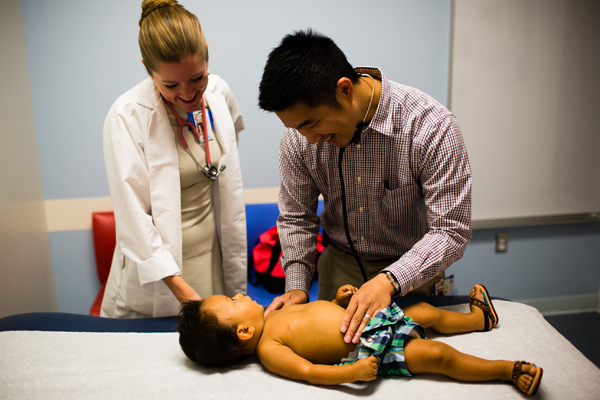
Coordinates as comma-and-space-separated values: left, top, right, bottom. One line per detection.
164, 97, 223, 182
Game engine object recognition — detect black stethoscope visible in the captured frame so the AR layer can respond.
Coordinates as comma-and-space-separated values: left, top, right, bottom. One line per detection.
165, 97, 224, 182
338, 74, 376, 283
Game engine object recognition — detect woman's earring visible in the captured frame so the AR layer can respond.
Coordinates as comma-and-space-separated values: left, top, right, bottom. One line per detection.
153, 84, 157, 90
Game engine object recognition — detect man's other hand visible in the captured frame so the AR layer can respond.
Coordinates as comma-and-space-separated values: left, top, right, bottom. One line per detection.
264, 289, 308, 318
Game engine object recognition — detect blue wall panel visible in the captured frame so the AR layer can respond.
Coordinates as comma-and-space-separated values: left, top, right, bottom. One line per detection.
451, 222, 600, 300
49, 230, 100, 314
49, 217, 600, 314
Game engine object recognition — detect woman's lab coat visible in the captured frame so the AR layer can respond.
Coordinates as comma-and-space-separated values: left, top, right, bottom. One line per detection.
101, 75, 247, 318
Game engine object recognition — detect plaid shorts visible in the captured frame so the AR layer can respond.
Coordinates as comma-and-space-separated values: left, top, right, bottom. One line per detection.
337, 303, 425, 376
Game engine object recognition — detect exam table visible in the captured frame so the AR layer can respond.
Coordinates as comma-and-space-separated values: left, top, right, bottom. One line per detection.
2, 203, 599, 398
1, 296, 599, 400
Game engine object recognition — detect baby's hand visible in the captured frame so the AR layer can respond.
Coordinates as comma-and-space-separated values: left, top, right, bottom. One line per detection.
333, 284, 358, 308
353, 356, 378, 382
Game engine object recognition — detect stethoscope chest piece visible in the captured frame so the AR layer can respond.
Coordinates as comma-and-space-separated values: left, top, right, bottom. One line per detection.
165, 97, 223, 182
204, 164, 226, 182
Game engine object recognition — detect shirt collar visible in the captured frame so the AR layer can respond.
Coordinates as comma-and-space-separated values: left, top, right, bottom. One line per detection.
353, 66, 393, 138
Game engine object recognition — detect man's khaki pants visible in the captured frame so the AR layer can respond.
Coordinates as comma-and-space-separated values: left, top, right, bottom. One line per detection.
317, 245, 444, 301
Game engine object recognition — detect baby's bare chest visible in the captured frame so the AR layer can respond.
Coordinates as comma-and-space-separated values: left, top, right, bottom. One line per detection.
265, 304, 358, 364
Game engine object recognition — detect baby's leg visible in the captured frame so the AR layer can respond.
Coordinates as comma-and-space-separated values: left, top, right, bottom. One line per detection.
403, 285, 490, 334
404, 338, 541, 395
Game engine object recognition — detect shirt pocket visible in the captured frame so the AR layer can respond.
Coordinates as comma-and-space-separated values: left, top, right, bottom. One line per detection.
381, 184, 422, 227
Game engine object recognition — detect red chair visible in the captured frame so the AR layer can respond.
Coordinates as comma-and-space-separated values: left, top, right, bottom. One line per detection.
90, 212, 116, 316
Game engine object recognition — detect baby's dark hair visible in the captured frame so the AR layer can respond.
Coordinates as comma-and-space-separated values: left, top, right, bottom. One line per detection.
177, 300, 247, 367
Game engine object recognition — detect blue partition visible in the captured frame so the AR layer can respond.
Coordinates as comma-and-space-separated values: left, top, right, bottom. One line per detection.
245, 201, 323, 305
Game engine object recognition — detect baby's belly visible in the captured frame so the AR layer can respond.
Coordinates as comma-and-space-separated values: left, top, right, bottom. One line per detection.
269, 301, 365, 365
288, 310, 359, 364
297, 340, 358, 365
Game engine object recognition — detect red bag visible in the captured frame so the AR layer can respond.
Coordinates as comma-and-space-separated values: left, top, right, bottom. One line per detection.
249, 226, 323, 293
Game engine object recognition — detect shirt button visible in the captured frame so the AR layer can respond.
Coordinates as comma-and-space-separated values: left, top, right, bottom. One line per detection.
357, 177, 362, 182
361, 236, 365, 241
356, 144, 361, 149
366, 336, 373, 343
359, 207, 364, 212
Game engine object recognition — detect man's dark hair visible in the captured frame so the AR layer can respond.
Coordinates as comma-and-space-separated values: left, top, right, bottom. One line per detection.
177, 300, 247, 367
258, 28, 360, 112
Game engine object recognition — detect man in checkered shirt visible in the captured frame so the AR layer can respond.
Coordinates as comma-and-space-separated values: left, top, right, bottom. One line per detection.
258, 29, 472, 345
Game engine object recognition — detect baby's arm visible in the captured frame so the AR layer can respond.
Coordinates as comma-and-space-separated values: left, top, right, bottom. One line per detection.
331, 284, 358, 308
258, 341, 377, 385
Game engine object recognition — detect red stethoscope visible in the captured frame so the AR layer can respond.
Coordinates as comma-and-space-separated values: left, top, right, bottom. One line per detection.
164, 97, 224, 181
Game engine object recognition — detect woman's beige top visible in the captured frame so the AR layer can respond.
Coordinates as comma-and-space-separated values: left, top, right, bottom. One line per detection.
167, 102, 225, 298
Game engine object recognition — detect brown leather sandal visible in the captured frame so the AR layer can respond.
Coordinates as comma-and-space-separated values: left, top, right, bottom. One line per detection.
511, 360, 543, 396
469, 284, 499, 331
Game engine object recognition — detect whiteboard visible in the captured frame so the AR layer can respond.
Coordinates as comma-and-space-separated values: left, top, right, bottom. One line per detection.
450, 0, 600, 224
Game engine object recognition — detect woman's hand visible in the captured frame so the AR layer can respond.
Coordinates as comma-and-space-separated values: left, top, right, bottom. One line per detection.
353, 356, 378, 382
162, 275, 202, 303
332, 284, 358, 308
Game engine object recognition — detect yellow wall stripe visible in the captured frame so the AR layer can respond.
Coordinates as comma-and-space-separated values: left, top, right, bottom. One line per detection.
45, 187, 281, 232
45, 197, 115, 232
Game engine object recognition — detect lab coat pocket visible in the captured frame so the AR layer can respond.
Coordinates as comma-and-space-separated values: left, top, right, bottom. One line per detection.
122, 256, 154, 316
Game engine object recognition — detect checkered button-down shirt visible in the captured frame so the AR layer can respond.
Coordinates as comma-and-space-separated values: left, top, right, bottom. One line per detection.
277, 67, 472, 296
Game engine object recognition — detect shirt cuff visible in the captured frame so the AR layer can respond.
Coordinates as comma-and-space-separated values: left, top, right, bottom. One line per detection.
284, 263, 313, 300
383, 262, 420, 297
381, 271, 401, 297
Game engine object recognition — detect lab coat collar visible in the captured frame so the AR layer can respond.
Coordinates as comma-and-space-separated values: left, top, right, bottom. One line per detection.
134, 77, 232, 171
135, 77, 162, 110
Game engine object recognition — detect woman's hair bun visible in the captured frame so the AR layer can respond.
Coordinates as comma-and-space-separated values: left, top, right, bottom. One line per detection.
140, 0, 180, 26
138, 0, 206, 74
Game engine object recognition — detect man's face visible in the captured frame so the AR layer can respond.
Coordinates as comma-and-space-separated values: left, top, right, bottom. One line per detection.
275, 102, 357, 148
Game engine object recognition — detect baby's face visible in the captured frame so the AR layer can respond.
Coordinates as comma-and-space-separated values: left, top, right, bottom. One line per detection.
203, 294, 265, 328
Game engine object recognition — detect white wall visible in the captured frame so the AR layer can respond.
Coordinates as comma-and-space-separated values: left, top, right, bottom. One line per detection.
5, 0, 599, 315
0, 0, 57, 318
451, 0, 600, 221
18, 0, 454, 314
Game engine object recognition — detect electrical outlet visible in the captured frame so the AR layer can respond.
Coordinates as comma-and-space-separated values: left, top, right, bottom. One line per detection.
495, 232, 508, 253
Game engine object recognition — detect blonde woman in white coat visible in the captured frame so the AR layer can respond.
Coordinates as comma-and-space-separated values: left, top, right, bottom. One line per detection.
101, 0, 246, 318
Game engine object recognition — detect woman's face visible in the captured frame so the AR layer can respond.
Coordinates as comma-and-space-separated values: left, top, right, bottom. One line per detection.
151, 53, 209, 113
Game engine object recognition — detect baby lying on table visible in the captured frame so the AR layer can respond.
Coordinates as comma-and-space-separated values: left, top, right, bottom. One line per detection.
177, 284, 543, 396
